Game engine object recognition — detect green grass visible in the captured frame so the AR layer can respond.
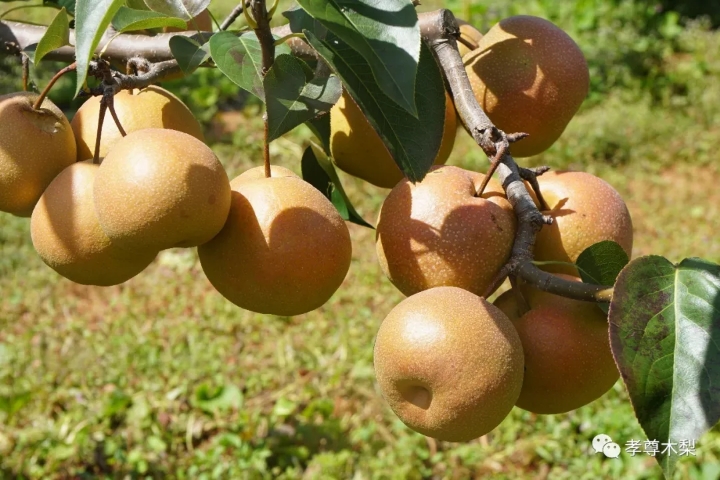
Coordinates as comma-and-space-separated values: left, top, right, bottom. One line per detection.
2, 1, 720, 478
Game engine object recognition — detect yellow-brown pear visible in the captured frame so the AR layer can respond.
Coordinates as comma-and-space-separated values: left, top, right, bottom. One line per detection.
94, 128, 231, 251
534, 171, 633, 275
376, 165, 515, 298
71, 85, 203, 161
0, 92, 77, 216
31, 162, 156, 286
456, 19, 484, 58
330, 91, 456, 189
465, 16, 589, 157
198, 171, 352, 316
374, 286, 524, 441
493, 275, 619, 414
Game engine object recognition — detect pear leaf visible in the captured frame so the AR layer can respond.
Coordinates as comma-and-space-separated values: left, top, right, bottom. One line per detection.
609, 256, 720, 478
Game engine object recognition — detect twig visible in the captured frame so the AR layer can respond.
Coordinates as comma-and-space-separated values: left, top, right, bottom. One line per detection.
475, 128, 507, 196
518, 166, 551, 211
220, 2, 246, 31
32, 62, 76, 110
250, 0, 275, 75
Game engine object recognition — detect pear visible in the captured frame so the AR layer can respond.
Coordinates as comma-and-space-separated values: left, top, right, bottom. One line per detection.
494, 275, 619, 414
0, 92, 77, 216
31, 162, 156, 286
376, 165, 516, 298
374, 286, 524, 441
198, 172, 352, 316
71, 85, 203, 161
93, 128, 231, 251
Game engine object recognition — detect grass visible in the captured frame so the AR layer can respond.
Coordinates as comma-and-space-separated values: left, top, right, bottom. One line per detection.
2, 1, 720, 479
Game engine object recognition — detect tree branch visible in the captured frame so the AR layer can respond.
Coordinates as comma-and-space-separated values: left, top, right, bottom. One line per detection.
422, 9, 614, 303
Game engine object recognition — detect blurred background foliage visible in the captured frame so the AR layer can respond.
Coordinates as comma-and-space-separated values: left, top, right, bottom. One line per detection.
1, 0, 719, 478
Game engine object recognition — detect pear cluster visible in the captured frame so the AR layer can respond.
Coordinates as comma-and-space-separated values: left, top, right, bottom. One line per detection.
0, 86, 351, 316
372, 164, 632, 441
1, 11, 635, 446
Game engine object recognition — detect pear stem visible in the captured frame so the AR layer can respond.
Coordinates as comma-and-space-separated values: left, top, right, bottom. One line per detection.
21, 54, 28, 91
93, 97, 107, 165
106, 94, 126, 137
32, 62, 75, 111
263, 116, 271, 178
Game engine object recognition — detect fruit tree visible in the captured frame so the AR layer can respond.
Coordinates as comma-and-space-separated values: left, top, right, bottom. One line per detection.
0, 1, 718, 478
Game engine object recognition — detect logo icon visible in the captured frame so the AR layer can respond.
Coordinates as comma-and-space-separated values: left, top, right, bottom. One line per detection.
603, 442, 621, 458
592, 434, 613, 454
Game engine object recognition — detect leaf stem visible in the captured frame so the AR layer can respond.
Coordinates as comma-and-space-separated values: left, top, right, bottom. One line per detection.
273, 32, 305, 46
33, 62, 76, 111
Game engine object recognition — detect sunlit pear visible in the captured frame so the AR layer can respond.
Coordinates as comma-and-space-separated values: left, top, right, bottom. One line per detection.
94, 129, 231, 251
31, 162, 156, 286
198, 172, 352, 316
0, 92, 77, 216
534, 171, 633, 275
376, 165, 515, 298
374, 286, 524, 441
230, 165, 298, 187
330, 90, 457, 189
71, 85, 203, 161
494, 275, 619, 414
465, 15, 589, 157
457, 19, 484, 58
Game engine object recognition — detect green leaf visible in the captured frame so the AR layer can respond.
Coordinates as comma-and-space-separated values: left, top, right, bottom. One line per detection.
111, 6, 187, 33
264, 54, 341, 141
576, 240, 630, 314
24, 7, 70, 65
209, 31, 291, 102
143, 0, 210, 19
609, 256, 720, 478
169, 34, 211, 74
74, 0, 125, 97
293, 0, 420, 116
301, 144, 374, 228
307, 115, 331, 155
44, 0, 75, 16
192, 383, 243, 414
0, 392, 31, 417
305, 30, 446, 184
